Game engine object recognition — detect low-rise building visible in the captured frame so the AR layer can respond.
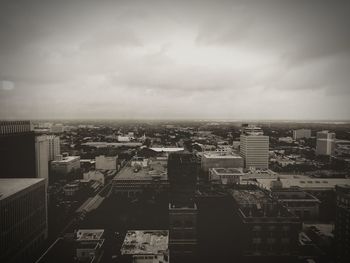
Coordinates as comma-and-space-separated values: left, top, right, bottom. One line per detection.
201, 152, 243, 173
271, 188, 321, 220
76, 229, 105, 262
121, 230, 169, 263
83, 170, 105, 185
63, 181, 80, 197
112, 158, 168, 197
209, 168, 243, 185
293, 129, 312, 140
51, 153, 80, 175
230, 186, 301, 260
95, 155, 117, 171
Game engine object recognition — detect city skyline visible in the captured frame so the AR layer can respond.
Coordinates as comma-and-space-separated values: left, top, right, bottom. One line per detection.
1, 0, 350, 120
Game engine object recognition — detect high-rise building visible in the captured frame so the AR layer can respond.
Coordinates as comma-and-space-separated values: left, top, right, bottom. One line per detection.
0, 178, 47, 263
316, 131, 336, 156
46, 135, 60, 161
168, 151, 198, 201
335, 185, 350, 263
168, 151, 198, 262
35, 135, 49, 184
240, 125, 269, 169
293, 129, 311, 140
0, 120, 36, 178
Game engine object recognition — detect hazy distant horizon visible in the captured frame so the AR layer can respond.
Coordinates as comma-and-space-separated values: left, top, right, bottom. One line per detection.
1, 0, 350, 120
2, 117, 350, 124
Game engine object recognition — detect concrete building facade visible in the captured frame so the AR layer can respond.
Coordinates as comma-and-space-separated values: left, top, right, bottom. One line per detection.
201, 152, 243, 173
335, 185, 350, 263
230, 186, 301, 260
46, 135, 60, 161
316, 131, 336, 156
0, 121, 36, 179
240, 126, 269, 169
293, 129, 311, 140
35, 135, 49, 184
0, 178, 47, 263
51, 154, 80, 175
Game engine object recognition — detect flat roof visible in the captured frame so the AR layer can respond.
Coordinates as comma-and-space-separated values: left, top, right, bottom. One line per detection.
211, 168, 243, 174
114, 159, 167, 181
121, 230, 169, 255
257, 178, 350, 190
52, 156, 80, 163
82, 142, 142, 148
231, 189, 269, 206
230, 188, 295, 218
0, 178, 45, 201
203, 152, 243, 159
77, 229, 104, 241
150, 147, 184, 152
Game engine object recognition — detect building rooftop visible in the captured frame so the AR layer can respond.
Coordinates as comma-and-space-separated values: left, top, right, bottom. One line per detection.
272, 189, 320, 201
150, 147, 184, 152
231, 188, 270, 206
114, 158, 167, 181
121, 230, 169, 255
52, 156, 80, 163
212, 168, 243, 174
257, 178, 350, 190
203, 152, 243, 159
76, 229, 104, 241
82, 142, 142, 148
230, 187, 295, 218
0, 178, 45, 201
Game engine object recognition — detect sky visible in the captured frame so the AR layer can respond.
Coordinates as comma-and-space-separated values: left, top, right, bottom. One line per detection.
0, 0, 350, 120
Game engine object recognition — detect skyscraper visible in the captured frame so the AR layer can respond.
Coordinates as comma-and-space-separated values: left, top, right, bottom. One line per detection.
46, 135, 60, 161
0, 121, 36, 178
168, 151, 198, 262
316, 131, 336, 156
35, 135, 49, 184
240, 125, 269, 169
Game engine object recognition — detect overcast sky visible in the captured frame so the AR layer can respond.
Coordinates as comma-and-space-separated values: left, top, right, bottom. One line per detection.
0, 0, 350, 120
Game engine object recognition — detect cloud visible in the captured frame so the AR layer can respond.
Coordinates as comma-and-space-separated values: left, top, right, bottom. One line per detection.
0, 0, 349, 120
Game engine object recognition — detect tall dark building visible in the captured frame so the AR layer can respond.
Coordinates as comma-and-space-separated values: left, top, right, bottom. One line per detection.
167, 151, 198, 202
167, 151, 198, 262
0, 121, 36, 178
335, 185, 350, 263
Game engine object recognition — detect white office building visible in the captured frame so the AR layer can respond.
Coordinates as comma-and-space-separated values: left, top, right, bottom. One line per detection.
35, 136, 49, 183
316, 131, 336, 156
240, 126, 269, 169
46, 135, 60, 161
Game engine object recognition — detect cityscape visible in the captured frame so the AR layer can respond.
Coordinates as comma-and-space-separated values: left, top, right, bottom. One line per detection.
1, 120, 350, 263
1, 1, 350, 263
